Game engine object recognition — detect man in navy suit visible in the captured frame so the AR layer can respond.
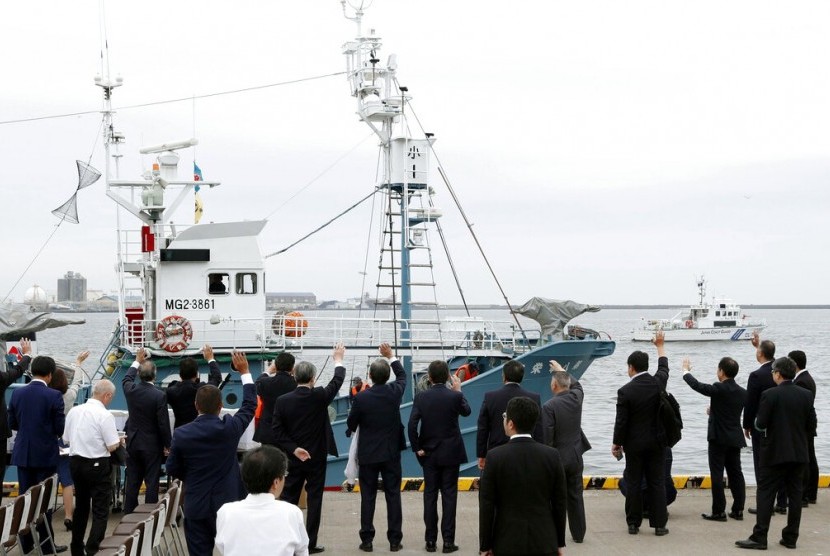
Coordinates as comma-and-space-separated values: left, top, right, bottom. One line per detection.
789, 350, 818, 505
273, 343, 346, 554
165, 344, 222, 428
476, 360, 542, 470
166, 350, 256, 556
122, 349, 171, 514
408, 360, 471, 553
1, 338, 32, 484
9, 354, 65, 554
682, 355, 747, 521
347, 343, 406, 553
254, 351, 296, 446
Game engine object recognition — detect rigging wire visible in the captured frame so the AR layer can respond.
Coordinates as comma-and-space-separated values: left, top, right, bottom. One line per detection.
0, 71, 347, 127
263, 189, 378, 259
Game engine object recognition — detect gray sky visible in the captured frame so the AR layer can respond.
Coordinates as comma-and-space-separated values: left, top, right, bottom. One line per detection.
2, 0, 829, 306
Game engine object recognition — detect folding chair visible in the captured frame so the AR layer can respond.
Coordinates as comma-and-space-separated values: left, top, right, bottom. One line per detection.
18, 483, 44, 556
33, 475, 59, 555
99, 519, 149, 556
167, 482, 185, 556
97, 530, 139, 556
0, 493, 29, 556
119, 503, 165, 556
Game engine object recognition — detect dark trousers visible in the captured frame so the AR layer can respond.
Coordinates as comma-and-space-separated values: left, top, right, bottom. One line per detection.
751, 462, 805, 545
803, 436, 819, 502
18, 466, 57, 554
422, 462, 459, 544
562, 458, 587, 542
358, 459, 403, 545
69, 456, 113, 556
750, 430, 786, 507
282, 458, 326, 547
708, 442, 745, 514
124, 448, 163, 514
184, 516, 216, 556
623, 447, 667, 528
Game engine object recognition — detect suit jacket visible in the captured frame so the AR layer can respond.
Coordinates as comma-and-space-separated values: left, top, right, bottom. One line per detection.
476, 383, 543, 458
254, 371, 297, 445
8, 379, 65, 468
612, 356, 669, 452
408, 383, 471, 467
479, 437, 567, 554
273, 365, 345, 461
742, 361, 774, 431
166, 381, 257, 520
347, 359, 406, 465
683, 374, 747, 447
793, 370, 816, 402
755, 381, 817, 466
123, 365, 172, 452
165, 360, 222, 428
0, 355, 29, 439
542, 379, 591, 470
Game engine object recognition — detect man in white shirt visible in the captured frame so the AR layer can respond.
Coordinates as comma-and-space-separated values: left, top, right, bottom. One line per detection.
64, 379, 121, 556
215, 445, 309, 556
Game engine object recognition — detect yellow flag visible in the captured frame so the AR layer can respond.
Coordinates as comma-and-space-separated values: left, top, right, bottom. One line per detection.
194, 191, 204, 224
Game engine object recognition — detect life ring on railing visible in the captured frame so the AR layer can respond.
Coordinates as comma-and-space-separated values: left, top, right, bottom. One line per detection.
685, 320, 694, 329
272, 311, 308, 338
155, 315, 193, 353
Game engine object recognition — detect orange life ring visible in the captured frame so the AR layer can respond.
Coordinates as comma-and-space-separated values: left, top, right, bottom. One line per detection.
272, 311, 308, 338
685, 320, 694, 329
155, 315, 193, 353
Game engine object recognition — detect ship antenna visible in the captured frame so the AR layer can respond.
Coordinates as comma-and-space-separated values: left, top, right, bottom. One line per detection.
341, 0, 374, 35
697, 276, 706, 305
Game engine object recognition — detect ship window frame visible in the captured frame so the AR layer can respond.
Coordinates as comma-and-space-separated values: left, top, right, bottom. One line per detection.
235, 273, 258, 295
208, 273, 229, 295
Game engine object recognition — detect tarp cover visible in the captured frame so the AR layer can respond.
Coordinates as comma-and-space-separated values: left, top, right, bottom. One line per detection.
0, 304, 85, 342
515, 298, 600, 340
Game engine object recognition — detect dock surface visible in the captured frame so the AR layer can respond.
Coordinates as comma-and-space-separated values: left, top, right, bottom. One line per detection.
45, 487, 827, 554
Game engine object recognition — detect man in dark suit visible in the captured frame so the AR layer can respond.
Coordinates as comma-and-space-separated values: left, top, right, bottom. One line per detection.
273, 343, 346, 554
736, 357, 817, 550
476, 360, 542, 470
347, 343, 406, 553
9, 354, 66, 554
166, 351, 256, 556
254, 351, 296, 446
682, 355, 747, 521
1, 338, 32, 484
612, 331, 670, 536
542, 360, 591, 544
165, 344, 222, 428
743, 332, 786, 513
408, 360, 471, 553
789, 350, 818, 505
479, 396, 566, 556
122, 349, 172, 514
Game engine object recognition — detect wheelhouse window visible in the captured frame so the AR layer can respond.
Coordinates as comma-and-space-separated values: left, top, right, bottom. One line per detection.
236, 273, 258, 295
208, 273, 229, 295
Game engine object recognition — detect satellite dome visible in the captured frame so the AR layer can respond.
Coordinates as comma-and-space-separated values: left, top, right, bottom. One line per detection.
24, 284, 48, 304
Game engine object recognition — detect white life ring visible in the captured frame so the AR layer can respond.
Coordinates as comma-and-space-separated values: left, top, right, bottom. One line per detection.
155, 315, 193, 353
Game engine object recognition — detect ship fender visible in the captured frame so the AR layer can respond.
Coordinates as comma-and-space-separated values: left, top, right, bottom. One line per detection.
155, 315, 193, 353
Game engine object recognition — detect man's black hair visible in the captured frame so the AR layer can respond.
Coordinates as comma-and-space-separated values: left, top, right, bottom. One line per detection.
241, 445, 288, 494
505, 396, 539, 434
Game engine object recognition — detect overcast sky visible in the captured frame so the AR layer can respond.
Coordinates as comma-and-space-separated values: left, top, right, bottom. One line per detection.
1, 0, 829, 306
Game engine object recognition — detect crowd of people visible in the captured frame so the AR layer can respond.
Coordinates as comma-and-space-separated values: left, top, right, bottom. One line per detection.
0, 328, 819, 555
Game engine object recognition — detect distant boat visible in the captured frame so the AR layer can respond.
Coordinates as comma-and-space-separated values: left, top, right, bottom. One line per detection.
632, 277, 765, 342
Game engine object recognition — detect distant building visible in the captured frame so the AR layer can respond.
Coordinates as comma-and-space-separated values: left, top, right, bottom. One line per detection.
24, 284, 49, 310
266, 292, 317, 310
57, 271, 87, 302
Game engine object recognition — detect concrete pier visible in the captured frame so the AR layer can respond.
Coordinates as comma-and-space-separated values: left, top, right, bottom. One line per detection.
46, 487, 827, 555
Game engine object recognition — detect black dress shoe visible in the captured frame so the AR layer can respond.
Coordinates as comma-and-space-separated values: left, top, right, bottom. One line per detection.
359, 541, 373, 552
747, 507, 757, 515
64, 518, 73, 531
54, 546, 69, 554
735, 538, 767, 550
655, 527, 669, 536
425, 541, 437, 552
390, 543, 403, 552
309, 547, 325, 554
779, 539, 797, 549
442, 544, 459, 553
701, 512, 727, 522
729, 510, 744, 520
774, 505, 787, 515
801, 499, 809, 508
628, 525, 639, 535
573, 538, 584, 543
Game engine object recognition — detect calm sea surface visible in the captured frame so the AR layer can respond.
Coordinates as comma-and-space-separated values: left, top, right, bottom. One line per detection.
37, 308, 828, 483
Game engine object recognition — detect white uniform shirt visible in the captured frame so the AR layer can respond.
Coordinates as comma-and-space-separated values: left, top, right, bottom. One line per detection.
64, 398, 120, 458
215, 493, 309, 556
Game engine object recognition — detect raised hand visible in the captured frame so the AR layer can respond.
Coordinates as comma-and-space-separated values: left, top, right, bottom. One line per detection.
19, 338, 32, 356
76, 350, 91, 366
231, 350, 250, 374
333, 341, 346, 365
379, 342, 393, 359
202, 344, 214, 361
549, 360, 565, 373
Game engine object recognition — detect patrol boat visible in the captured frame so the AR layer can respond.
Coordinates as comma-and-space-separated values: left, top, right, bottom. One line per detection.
77, 4, 616, 485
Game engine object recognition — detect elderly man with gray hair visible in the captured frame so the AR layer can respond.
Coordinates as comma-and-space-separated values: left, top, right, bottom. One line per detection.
122, 348, 171, 514
273, 343, 347, 554
64, 379, 122, 556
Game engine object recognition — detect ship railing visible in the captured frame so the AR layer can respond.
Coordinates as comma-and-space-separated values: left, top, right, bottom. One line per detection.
118, 313, 538, 355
